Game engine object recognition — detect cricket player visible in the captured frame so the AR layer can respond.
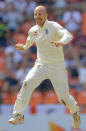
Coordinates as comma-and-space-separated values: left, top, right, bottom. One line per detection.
8, 5, 81, 128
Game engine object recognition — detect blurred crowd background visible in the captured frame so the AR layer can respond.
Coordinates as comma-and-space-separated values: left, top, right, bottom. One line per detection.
0, 0, 86, 114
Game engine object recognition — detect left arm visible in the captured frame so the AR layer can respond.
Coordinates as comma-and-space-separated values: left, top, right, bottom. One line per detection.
51, 22, 73, 47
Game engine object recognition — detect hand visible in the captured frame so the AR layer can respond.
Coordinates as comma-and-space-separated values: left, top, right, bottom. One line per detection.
14, 43, 25, 50
51, 41, 64, 47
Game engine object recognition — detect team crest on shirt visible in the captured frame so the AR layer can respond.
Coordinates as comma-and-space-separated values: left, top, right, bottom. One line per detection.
45, 29, 49, 34
34, 32, 38, 36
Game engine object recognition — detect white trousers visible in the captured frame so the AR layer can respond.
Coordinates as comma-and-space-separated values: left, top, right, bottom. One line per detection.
13, 62, 79, 115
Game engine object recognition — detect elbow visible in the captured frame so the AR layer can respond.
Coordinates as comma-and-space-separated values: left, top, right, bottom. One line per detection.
67, 33, 73, 43
70, 33, 73, 41
66, 33, 73, 45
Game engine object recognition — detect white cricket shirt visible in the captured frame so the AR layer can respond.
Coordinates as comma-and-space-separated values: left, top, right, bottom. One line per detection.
24, 19, 73, 64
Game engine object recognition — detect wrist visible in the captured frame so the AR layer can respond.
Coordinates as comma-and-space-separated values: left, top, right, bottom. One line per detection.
59, 42, 64, 46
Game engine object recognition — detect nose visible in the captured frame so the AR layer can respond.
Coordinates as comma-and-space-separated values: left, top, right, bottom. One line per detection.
35, 14, 40, 19
37, 16, 40, 19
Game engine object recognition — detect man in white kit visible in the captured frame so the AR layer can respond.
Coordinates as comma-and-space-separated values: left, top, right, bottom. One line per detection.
8, 5, 81, 128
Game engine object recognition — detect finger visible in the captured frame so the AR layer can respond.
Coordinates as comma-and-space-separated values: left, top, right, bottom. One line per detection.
15, 47, 19, 49
14, 45, 18, 48
14, 46, 20, 49
51, 42, 56, 45
51, 41, 54, 44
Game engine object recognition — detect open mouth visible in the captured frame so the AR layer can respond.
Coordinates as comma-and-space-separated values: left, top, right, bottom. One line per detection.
37, 19, 41, 21
37, 20, 42, 23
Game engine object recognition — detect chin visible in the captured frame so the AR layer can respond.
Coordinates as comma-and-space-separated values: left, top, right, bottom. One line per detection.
37, 22, 42, 26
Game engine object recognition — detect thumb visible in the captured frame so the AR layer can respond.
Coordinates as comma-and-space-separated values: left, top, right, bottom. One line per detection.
51, 41, 54, 43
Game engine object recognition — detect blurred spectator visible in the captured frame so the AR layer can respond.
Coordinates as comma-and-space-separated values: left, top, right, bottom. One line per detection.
13, 0, 27, 13
47, 8, 56, 21
13, 30, 27, 44
38, 79, 53, 93
0, 86, 3, 104
69, 67, 79, 89
62, 6, 82, 32
79, 58, 86, 85
37, 0, 46, 5
43, 88, 59, 104
0, 0, 6, 10
81, 2, 86, 36
20, 18, 34, 35
29, 90, 43, 106
0, 48, 6, 81
0, 17, 8, 47
54, 0, 66, 9
68, 0, 83, 4
2, 78, 18, 104
45, 0, 54, 6
25, 0, 37, 19
15, 61, 32, 85
64, 45, 79, 69
37, 0, 54, 6
77, 82, 86, 113
6, 4, 24, 31
5, 46, 15, 69
78, 44, 86, 61
72, 31, 86, 47
5, 0, 14, 3
5, 46, 23, 80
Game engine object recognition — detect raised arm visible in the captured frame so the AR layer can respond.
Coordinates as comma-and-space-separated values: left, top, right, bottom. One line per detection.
14, 30, 34, 50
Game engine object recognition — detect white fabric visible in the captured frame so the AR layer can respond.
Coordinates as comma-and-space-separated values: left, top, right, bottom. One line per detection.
13, 20, 78, 116
24, 20, 73, 64
13, 62, 79, 115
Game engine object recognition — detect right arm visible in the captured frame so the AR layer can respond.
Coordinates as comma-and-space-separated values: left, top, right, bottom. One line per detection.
14, 30, 34, 50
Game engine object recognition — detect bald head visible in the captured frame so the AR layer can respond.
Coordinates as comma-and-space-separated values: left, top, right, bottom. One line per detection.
34, 5, 47, 14
34, 5, 48, 27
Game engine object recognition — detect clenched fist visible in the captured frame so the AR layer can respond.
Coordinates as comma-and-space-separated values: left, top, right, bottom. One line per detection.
51, 41, 64, 47
14, 43, 25, 50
